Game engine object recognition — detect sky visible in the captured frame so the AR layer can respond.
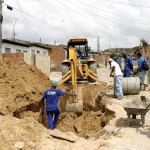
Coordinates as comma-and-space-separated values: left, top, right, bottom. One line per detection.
2, 0, 150, 51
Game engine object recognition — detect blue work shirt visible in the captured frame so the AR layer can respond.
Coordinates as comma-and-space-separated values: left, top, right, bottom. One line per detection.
77, 49, 85, 59
42, 88, 65, 111
124, 57, 132, 71
137, 57, 147, 72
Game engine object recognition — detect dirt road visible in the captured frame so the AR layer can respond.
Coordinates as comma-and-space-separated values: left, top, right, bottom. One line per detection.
49, 66, 150, 150
97, 67, 150, 150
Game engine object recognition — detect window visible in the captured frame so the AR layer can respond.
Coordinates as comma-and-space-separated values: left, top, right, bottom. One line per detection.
5, 47, 11, 53
24, 50, 27, 53
37, 51, 40, 54
43, 52, 46, 55
16, 49, 21, 53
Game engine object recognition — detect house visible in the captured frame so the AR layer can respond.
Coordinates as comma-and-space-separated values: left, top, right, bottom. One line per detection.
2, 39, 50, 56
2, 39, 51, 77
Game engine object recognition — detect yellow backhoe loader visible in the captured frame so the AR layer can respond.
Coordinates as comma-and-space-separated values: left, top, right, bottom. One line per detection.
57, 38, 102, 115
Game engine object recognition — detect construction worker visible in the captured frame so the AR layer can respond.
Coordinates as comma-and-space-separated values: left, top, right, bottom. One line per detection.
77, 49, 85, 59
136, 52, 148, 91
39, 81, 75, 130
113, 56, 121, 68
109, 59, 124, 100
122, 52, 133, 77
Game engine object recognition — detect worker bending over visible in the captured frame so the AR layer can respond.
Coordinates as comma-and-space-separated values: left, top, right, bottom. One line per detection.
122, 52, 133, 77
109, 59, 124, 100
39, 81, 75, 130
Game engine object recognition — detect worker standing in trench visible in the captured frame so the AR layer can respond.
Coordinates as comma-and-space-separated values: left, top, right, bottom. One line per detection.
39, 81, 76, 130
122, 52, 133, 77
109, 59, 124, 100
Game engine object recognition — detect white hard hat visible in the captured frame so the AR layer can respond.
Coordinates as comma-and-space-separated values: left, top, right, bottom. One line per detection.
109, 58, 113, 62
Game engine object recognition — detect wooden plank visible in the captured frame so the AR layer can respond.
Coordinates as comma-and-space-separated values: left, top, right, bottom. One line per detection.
49, 132, 78, 143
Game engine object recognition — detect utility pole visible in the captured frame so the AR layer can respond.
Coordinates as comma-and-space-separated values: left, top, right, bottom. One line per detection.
97, 37, 100, 52
0, 0, 3, 58
12, 18, 17, 40
109, 40, 110, 58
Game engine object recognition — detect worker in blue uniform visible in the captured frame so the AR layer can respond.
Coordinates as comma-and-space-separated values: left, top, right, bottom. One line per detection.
122, 52, 133, 77
77, 49, 85, 59
39, 81, 75, 130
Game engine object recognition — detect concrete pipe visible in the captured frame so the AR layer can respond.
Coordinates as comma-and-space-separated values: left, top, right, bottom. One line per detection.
66, 100, 83, 116
121, 77, 140, 95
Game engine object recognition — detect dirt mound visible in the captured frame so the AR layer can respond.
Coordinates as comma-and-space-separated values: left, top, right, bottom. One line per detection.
0, 59, 50, 115
57, 93, 115, 138
11, 74, 114, 138
0, 59, 114, 139
0, 115, 107, 150
0, 115, 50, 150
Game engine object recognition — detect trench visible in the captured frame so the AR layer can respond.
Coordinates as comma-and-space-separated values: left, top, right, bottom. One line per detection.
13, 91, 115, 139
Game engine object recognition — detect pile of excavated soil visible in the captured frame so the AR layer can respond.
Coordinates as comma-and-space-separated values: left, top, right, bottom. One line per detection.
0, 59, 114, 139
57, 92, 115, 138
0, 59, 50, 115
0, 115, 50, 150
57, 84, 115, 138
0, 115, 107, 150
59, 83, 109, 112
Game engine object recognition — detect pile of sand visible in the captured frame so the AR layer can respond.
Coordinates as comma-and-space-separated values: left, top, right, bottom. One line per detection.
0, 59, 50, 115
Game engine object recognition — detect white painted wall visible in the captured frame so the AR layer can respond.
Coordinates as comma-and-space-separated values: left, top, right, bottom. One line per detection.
29, 46, 49, 56
2, 43, 29, 53
2, 43, 49, 56
36, 54, 50, 77
24, 53, 34, 65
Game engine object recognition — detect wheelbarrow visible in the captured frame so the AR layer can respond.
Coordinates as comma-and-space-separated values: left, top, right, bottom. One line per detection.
124, 101, 150, 127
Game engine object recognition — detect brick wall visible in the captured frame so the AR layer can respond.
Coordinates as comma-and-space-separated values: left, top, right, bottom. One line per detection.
49, 46, 65, 71
92, 53, 108, 67
2, 53, 24, 62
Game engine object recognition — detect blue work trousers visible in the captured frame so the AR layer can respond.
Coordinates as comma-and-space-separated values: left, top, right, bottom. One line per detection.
123, 70, 131, 77
46, 109, 60, 130
114, 75, 123, 98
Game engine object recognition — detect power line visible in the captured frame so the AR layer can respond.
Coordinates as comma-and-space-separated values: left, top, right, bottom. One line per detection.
75, 0, 150, 24
16, 0, 40, 40
4, 3, 71, 37
55, 0, 150, 38
102, 0, 150, 9
65, 0, 150, 34
56, 0, 118, 31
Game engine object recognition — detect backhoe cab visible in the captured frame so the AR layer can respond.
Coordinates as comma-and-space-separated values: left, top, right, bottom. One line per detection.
58, 38, 101, 86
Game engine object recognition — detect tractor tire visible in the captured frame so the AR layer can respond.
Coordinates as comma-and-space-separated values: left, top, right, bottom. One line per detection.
89, 63, 97, 74
88, 63, 97, 83
62, 64, 70, 76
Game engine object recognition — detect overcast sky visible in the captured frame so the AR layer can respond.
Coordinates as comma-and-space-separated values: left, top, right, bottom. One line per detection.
2, 0, 150, 50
